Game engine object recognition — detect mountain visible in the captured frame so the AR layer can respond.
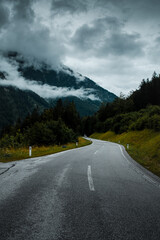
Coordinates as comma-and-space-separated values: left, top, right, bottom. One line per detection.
20, 65, 116, 115
0, 52, 117, 131
0, 85, 49, 132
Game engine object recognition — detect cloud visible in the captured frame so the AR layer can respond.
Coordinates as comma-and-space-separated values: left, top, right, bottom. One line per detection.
51, 0, 90, 14
99, 32, 144, 57
70, 16, 144, 59
10, 0, 35, 22
62, 67, 85, 82
147, 35, 160, 64
0, 56, 99, 100
0, 0, 64, 69
0, 0, 160, 97
0, 1, 10, 29
0, 24, 64, 68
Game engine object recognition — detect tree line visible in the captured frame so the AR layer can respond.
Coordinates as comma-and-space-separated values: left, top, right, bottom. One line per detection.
82, 72, 160, 135
0, 100, 81, 148
0, 72, 160, 148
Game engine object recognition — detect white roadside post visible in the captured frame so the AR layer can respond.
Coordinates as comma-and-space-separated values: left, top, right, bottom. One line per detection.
29, 146, 32, 157
76, 142, 78, 147
127, 144, 129, 149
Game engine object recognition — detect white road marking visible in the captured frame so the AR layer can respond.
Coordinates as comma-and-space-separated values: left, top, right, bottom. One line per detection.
119, 146, 160, 188
119, 146, 130, 163
87, 165, 95, 191
143, 174, 157, 185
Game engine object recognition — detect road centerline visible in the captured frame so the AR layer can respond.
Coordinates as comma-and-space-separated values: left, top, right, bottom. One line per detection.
94, 150, 98, 154
87, 165, 95, 191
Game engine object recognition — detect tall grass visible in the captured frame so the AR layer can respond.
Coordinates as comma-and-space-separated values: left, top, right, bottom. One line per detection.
0, 137, 91, 163
91, 130, 160, 177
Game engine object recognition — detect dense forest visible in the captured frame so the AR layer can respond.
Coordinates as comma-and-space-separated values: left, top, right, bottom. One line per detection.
82, 72, 160, 135
0, 100, 81, 148
0, 72, 160, 148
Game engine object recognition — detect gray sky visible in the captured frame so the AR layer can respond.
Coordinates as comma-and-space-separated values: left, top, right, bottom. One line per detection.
0, 0, 160, 96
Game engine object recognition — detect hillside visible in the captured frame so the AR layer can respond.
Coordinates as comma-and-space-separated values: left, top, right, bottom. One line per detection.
20, 65, 115, 103
18, 60, 116, 115
0, 85, 49, 132
82, 73, 160, 135
88, 73, 160, 177
0, 53, 117, 131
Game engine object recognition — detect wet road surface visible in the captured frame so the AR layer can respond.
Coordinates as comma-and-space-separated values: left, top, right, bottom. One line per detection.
0, 139, 160, 240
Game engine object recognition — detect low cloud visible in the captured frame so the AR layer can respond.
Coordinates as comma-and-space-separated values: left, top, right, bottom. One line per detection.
62, 67, 85, 82
0, 56, 99, 101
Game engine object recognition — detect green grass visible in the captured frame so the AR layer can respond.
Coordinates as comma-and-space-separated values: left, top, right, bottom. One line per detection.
0, 137, 91, 163
91, 130, 160, 177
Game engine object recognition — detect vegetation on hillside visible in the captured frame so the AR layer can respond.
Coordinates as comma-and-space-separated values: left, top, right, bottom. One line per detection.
1, 72, 160, 168
89, 73, 160, 177
0, 100, 81, 148
0, 85, 49, 132
82, 72, 160, 135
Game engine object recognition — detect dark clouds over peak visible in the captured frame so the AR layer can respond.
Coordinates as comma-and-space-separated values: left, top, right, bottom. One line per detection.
0, 0, 65, 68
0, 0, 160, 95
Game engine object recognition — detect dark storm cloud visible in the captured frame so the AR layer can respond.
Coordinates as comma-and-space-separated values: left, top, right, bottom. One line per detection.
0, 0, 160, 96
71, 16, 144, 58
0, 1, 10, 29
96, 0, 160, 11
147, 34, 160, 63
1, 25, 64, 68
71, 16, 121, 49
99, 32, 144, 57
0, 0, 65, 68
71, 23, 102, 51
0, 0, 35, 23
155, 36, 160, 43
51, 0, 90, 13
11, 0, 35, 22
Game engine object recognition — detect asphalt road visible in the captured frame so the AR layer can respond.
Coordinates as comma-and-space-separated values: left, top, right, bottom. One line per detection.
0, 139, 160, 240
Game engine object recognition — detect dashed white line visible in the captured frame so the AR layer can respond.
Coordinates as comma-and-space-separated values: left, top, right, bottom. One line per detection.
87, 165, 95, 191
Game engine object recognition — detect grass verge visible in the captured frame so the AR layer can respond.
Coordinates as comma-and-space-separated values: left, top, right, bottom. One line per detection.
91, 130, 160, 177
0, 137, 91, 163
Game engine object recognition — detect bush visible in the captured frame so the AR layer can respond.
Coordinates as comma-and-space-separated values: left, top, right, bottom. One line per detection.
26, 120, 77, 146
129, 115, 148, 131
26, 122, 56, 146
0, 131, 26, 148
148, 114, 160, 131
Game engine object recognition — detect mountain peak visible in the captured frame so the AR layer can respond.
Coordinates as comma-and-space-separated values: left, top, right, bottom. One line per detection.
0, 52, 117, 131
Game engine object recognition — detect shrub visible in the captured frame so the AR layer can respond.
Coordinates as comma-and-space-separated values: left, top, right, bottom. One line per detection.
148, 114, 160, 131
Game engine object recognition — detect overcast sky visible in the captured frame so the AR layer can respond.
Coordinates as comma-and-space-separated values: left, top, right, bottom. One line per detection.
0, 0, 160, 96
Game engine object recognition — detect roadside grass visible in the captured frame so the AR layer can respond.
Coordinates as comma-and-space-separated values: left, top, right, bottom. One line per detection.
0, 137, 91, 163
91, 130, 160, 177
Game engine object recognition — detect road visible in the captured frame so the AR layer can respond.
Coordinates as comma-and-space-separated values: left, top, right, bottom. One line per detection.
0, 139, 160, 240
